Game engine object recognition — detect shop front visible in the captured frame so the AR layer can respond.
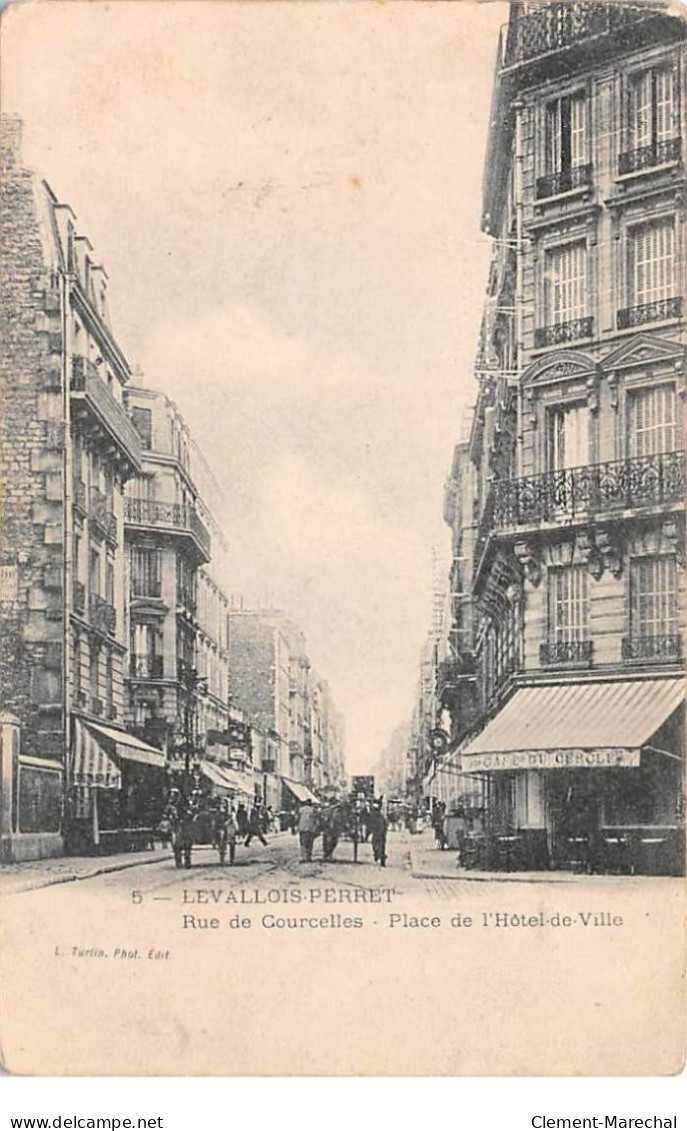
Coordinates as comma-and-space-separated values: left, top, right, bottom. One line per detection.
461, 678, 684, 876
67, 718, 167, 854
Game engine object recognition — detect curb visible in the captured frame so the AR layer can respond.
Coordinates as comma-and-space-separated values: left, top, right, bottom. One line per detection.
4, 851, 173, 896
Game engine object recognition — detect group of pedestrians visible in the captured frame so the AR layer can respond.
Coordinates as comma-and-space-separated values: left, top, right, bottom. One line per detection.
295, 797, 388, 867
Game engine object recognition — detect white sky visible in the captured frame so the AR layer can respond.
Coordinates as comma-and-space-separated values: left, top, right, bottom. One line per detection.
3, 0, 509, 774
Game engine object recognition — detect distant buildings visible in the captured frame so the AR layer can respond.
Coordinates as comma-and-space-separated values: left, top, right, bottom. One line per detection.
0, 118, 345, 861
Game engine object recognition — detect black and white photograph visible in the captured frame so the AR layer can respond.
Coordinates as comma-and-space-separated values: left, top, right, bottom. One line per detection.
0, 0, 685, 1079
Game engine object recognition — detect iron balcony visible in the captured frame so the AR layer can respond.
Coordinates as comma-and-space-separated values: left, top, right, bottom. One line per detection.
124, 498, 211, 564
618, 136, 682, 177
617, 296, 683, 331
70, 357, 142, 477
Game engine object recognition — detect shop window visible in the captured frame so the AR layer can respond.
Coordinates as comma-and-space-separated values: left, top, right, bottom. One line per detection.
627, 384, 677, 457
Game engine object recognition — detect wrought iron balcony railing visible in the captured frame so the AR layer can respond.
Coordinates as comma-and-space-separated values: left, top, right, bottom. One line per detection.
130, 655, 164, 680
436, 655, 477, 699
540, 639, 593, 666
89, 593, 117, 637
617, 296, 683, 330
618, 136, 682, 176
491, 450, 684, 529
536, 163, 592, 200
534, 316, 593, 349
73, 579, 86, 615
621, 634, 682, 662
124, 498, 211, 562
503, 2, 656, 69
70, 357, 142, 475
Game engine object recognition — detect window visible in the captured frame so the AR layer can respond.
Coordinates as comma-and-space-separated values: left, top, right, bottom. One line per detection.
89, 548, 100, 597
131, 407, 153, 449
89, 644, 100, 704
73, 631, 82, 702
630, 557, 678, 640
73, 532, 81, 581
548, 565, 589, 644
131, 547, 162, 597
628, 67, 676, 151
628, 220, 675, 307
105, 558, 115, 606
628, 385, 677, 457
545, 92, 587, 174
544, 242, 587, 326
105, 651, 114, 717
548, 403, 589, 471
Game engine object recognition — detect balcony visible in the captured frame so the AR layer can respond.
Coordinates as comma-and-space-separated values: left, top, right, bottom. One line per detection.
124, 498, 211, 564
491, 450, 684, 530
534, 316, 593, 349
70, 357, 142, 477
502, 3, 657, 70
617, 296, 683, 331
621, 635, 682, 663
130, 654, 164, 680
73, 580, 86, 615
89, 593, 116, 638
540, 640, 593, 666
618, 137, 682, 177
536, 163, 592, 200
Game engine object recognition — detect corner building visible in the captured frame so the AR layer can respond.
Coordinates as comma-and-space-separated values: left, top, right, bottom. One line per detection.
445, 2, 686, 875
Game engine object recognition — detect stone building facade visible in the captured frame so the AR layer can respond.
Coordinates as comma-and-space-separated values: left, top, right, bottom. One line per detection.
437, 2, 686, 875
0, 119, 171, 861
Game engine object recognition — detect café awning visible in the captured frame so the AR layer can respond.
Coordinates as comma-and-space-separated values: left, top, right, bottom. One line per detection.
461, 678, 684, 773
283, 778, 319, 804
200, 761, 254, 796
85, 721, 167, 769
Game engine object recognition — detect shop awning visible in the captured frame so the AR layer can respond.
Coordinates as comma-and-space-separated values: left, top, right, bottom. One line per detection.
84, 722, 167, 769
461, 678, 684, 773
283, 778, 319, 804
200, 761, 254, 796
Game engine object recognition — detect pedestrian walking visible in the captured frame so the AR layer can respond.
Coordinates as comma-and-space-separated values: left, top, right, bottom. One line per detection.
297, 800, 319, 862
236, 801, 248, 839
244, 802, 268, 848
370, 800, 388, 867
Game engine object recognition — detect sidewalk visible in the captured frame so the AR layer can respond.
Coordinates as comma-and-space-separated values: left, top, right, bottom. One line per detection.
407, 831, 671, 884
0, 828, 295, 897
0, 847, 174, 897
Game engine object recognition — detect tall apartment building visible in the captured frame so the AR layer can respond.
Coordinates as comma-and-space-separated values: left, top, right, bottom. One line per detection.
438, 2, 686, 875
0, 119, 168, 861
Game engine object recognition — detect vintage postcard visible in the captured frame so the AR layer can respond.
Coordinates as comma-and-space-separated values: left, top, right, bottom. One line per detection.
0, 0, 685, 1076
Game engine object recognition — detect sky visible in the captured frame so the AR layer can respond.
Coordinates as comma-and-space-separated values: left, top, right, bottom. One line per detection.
3, 0, 509, 774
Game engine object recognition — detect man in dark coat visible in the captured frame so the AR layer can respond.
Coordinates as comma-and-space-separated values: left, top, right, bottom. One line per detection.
244, 802, 268, 848
370, 801, 388, 868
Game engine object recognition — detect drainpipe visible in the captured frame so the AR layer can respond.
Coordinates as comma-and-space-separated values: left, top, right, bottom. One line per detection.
514, 100, 525, 478
60, 265, 73, 838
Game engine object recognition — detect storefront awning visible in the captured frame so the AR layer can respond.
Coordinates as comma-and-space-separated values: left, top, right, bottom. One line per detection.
283, 778, 319, 804
201, 761, 254, 796
461, 678, 684, 773
84, 722, 167, 769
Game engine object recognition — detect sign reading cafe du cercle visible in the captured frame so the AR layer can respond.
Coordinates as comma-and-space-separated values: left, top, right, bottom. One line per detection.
464, 748, 642, 773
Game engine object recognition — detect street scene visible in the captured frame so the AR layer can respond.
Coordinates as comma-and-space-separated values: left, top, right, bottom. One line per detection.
1, 0, 685, 886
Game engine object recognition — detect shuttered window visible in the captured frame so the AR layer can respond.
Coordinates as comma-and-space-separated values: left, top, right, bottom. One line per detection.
545, 242, 587, 324
548, 565, 589, 644
630, 557, 678, 639
629, 220, 675, 306
629, 67, 676, 148
545, 93, 587, 173
628, 385, 677, 457
548, 403, 589, 471
131, 547, 161, 597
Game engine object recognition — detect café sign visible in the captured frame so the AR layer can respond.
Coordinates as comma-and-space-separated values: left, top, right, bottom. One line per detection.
463, 747, 641, 772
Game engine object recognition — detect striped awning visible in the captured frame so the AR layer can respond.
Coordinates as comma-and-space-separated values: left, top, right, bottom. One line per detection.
283, 778, 319, 804
461, 678, 684, 773
72, 718, 121, 788
201, 761, 254, 796
85, 721, 167, 768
